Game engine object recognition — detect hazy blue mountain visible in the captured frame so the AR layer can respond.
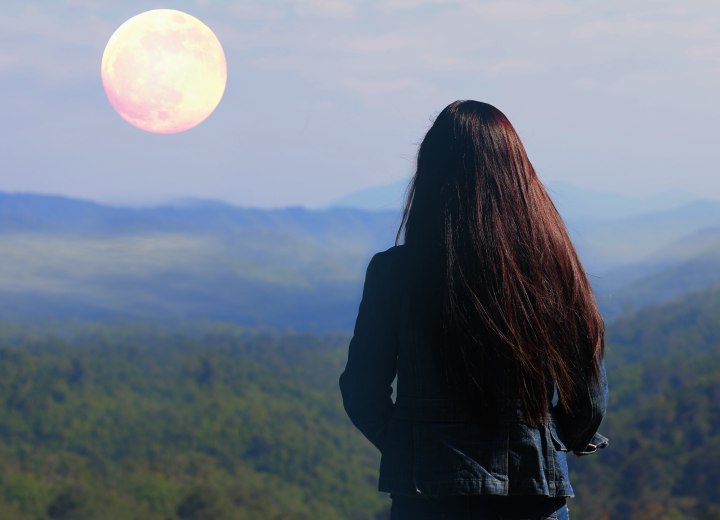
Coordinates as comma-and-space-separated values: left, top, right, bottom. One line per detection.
331, 178, 409, 211
544, 181, 699, 222
567, 198, 720, 274
0, 192, 400, 330
0, 192, 399, 238
332, 179, 698, 220
593, 226, 720, 319
332, 180, 718, 272
1, 191, 719, 330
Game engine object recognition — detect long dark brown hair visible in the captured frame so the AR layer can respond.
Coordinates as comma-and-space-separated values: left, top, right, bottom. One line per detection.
397, 100, 604, 425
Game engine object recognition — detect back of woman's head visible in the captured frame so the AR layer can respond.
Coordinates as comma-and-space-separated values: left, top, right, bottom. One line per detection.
398, 100, 604, 425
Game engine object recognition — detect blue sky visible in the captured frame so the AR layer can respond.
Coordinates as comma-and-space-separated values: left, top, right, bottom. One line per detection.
1, 0, 719, 207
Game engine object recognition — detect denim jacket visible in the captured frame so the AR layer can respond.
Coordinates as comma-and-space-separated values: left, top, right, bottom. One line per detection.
339, 245, 608, 497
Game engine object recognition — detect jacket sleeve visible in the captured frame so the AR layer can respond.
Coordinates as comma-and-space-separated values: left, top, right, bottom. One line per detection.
339, 253, 398, 452
555, 358, 608, 454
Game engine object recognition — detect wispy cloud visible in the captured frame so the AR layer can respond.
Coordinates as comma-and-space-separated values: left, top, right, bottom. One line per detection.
342, 34, 410, 53
290, 0, 358, 19
341, 77, 433, 95
226, 3, 286, 21
486, 59, 536, 76
0, 5, 112, 84
469, 0, 578, 21
376, 0, 460, 13
687, 43, 720, 62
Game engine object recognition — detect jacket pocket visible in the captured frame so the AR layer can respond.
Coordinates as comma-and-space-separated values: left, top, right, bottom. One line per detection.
545, 422, 574, 497
411, 422, 509, 496
548, 422, 568, 452
379, 418, 413, 492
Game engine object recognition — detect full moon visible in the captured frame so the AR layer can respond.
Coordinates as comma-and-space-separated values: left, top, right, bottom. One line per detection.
101, 9, 227, 134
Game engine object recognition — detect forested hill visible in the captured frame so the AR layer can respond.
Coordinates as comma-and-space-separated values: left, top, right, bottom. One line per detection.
570, 283, 720, 519
606, 283, 720, 363
0, 326, 387, 520
0, 283, 719, 519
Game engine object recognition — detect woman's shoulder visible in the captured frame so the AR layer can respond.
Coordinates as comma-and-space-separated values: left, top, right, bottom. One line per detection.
364, 245, 407, 290
368, 244, 407, 273
372, 244, 407, 261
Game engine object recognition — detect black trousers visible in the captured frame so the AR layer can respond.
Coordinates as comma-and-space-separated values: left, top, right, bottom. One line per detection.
390, 493, 569, 520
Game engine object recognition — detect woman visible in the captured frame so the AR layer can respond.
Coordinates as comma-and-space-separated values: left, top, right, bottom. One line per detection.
339, 100, 608, 519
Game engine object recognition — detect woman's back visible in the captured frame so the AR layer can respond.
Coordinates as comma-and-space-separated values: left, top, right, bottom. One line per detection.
339, 100, 608, 519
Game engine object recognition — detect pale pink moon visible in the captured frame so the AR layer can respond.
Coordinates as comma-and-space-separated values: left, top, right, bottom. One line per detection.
101, 9, 227, 134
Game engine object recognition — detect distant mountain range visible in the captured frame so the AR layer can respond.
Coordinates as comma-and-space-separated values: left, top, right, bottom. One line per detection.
0, 193, 399, 330
331, 178, 699, 220
594, 225, 720, 319
1, 187, 719, 328
332, 178, 719, 270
